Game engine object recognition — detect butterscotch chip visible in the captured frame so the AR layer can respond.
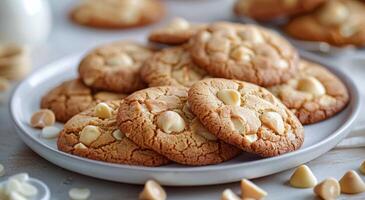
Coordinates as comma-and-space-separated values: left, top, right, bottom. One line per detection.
314, 178, 340, 200
240, 179, 267, 199
269, 60, 349, 124
221, 189, 240, 200
79, 41, 153, 93
58, 101, 169, 166
117, 86, 240, 165
339, 170, 365, 194
190, 22, 299, 87
233, 0, 327, 21
30, 109, 55, 129
284, 0, 365, 47
289, 165, 317, 188
139, 180, 166, 200
141, 45, 210, 87
70, 0, 165, 29
188, 78, 304, 157
148, 17, 207, 45
360, 161, 365, 175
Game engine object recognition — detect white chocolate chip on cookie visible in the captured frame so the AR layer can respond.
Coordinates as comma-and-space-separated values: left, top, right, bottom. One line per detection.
74, 142, 88, 150
245, 134, 258, 143
314, 178, 340, 200
221, 189, 241, 200
30, 109, 55, 129
106, 53, 133, 67
139, 180, 166, 200
217, 89, 241, 106
95, 102, 113, 119
240, 179, 267, 199
230, 47, 253, 62
339, 170, 365, 194
112, 129, 124, 140
289, 165, 317, 188
157, 111, 186, 133
297, 77, 326, 97
261, 112, 285, 135
192, 119, 217, 141
69, 188, 91, 200
79, 125, 101, 146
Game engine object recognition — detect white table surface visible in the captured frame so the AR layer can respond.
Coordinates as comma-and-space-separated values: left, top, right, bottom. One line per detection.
1, 0, 365, 199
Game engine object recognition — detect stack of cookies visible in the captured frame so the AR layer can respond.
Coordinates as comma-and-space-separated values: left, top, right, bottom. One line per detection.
234, 0, 365, 47
40, 19, 349, 167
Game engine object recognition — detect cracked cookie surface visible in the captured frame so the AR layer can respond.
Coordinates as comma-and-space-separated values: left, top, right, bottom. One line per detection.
58, 100, 169, 166
41, 79, 126, 123
70, 0, 165, 29
188, 78, 304, 157
117, 86, 241, 165
269, 60, 349, 124
234, 0, 327, 21
141, 45, 210, 87
190, 22, 299, 87
148, 18, 207, 45
79, 41, 153, 93
284, 0, 365, 47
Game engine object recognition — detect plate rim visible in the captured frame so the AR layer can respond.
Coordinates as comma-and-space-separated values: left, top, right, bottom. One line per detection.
9, 52, 361, 173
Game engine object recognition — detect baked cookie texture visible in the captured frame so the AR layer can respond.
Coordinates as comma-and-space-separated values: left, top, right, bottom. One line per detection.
284, 0, 365, 47
148, 17, 207, 45
41, 79, 126, 123
234, 0, 327, 21
79, 41, 152, 93
117, 86, 241, 166
269, 60, 349, 124
141, 45, 210, 87
190, 22, 299, 87
58, 101, 170, 166
70, 0, 165, 29
188, 78, 304, 157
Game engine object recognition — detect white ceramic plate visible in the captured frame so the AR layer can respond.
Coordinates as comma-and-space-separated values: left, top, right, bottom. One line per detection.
10, 52, 360, 186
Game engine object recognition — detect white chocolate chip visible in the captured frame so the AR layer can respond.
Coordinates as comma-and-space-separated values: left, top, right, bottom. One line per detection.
0, 164, 4, 177
245, 134, 258, 143
83, 77, 96, 86
318, 1, 349, 26
69, 188, 91, 200
230, 47, 253, 62
9, 173, 29, 182
139, 180, 166, 200
30, 109, 55, 129
192, 119, 217, 141
240, 179, 267, 199
41, 126, 61, 139
74, 143, 88, 150
167, 17, 190, 30
289, 165, 317, 188
360, 161, 365, 175
217, 89, 241, 106
79, 125, 101, 146
339, 170, 365, 194
261, 112, 285, 135
94, 102, 113, 119
5, 179, 22, 195
297, 77, 326, 97
9, 192, 27, 200
17, 182, 38, 197
157, 111, 186, 134
106, 53, 133, 67
221, 189, 240, 200
275, 59, 289, 69
314, 178, 340, 200
112, 129, 124, 140
231, 108, 261, 135
200, 31, 212, 42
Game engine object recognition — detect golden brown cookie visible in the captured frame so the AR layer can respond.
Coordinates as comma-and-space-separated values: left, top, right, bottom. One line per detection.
58, 100, 170, 166
79, 41, 153, 93
284, 0, 365, 47
70, 0, 165, 29
188, 78, 304, 157
269, 60, 349, 124
117, 86, 241, 166
141, 45, 210, 87
148, 17, 207, 45
190, 22, 299, 87
41, 79, 126, 123
234, 0, 327, 21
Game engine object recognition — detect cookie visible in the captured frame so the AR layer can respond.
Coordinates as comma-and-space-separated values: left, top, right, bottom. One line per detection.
234, 0, 327, 21
141, 45, 210, 87
269, 60, 349, 124
189, 22, 299, 87
58, 100, 170, 166
41, 79, 126, 123
284, 0, 365, 47
188, 78, 304, 157
79, 41, 153, 93
148, 17, 207, 45
117, 86, 241, 166
70, 0, 165, 29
